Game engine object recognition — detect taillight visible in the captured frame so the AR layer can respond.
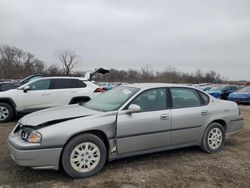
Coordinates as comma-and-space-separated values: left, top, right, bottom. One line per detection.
94, 87, 105, 93
238, 105, 241, 116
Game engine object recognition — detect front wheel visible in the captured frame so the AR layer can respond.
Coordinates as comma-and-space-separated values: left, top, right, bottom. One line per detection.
0, 103, 14, 123
201, 122, 226, 153
62, 133, 107, 178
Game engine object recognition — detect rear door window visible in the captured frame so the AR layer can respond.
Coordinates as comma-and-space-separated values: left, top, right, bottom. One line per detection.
170, 88, 202, 108
51, 79, 72, 89
51, 79, 86, 89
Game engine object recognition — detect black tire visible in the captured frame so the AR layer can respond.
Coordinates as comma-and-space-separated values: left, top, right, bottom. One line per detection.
0, 102, 15, 123
62, 133, 107, 179
201, 122, 226, 153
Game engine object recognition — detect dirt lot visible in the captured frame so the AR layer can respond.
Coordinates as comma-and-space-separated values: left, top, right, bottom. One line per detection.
0, 106, 250, 188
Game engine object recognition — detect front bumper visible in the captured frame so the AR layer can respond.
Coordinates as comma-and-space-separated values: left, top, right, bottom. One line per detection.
8, 141, 62, 170
226, 117, 244, 136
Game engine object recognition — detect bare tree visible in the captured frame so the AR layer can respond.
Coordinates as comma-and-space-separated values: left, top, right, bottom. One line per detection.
46, 65, 63, 75
141, 65, 154, 82
0, 45, 45, 79
57, 50, 78, 75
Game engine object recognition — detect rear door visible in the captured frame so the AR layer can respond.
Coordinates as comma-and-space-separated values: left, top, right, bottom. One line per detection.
116, 88, 172, 155
49, 78, 87, 107
170, 87, 210, 146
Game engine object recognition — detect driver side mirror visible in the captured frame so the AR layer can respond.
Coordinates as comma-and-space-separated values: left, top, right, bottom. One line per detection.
127, 104, 141, 113
23, 85, 30, 93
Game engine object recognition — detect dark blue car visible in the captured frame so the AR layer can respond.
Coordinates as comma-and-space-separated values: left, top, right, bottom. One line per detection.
207, 85, 240, 100
228, 86, 250, 104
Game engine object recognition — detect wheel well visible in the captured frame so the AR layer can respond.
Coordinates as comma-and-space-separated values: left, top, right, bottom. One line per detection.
59, 130, 110, 169
0, 98, 16, 110
211, 119, 227, 130
69, 96, 91, 104
201, 119, 227, 148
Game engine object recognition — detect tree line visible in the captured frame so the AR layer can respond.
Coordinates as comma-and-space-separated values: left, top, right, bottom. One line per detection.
0, 45, 78, 79
0, 45, 224, 84
95, 66, 223, 84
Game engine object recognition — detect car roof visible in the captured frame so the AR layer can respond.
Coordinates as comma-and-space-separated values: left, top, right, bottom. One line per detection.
36, 76, 88, 81
124, 83, 196, 90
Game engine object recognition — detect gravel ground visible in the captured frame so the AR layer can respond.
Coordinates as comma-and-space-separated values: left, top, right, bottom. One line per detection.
0, 106, 250, 188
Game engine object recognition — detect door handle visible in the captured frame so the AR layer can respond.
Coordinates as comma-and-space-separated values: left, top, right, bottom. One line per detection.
42, 93, 50, 96
201, 110, 209, 115
160, 114, 170, 120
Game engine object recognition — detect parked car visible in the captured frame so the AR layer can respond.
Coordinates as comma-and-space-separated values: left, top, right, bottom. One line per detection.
0, 68, 110, 92
207, 85, 240, 99
0, 77, 103, 122
228, 86, 250, 104
8, 83, 243, 178
202, 86, 212, 91
0, 75, 43, 92
192, 83, 210, 88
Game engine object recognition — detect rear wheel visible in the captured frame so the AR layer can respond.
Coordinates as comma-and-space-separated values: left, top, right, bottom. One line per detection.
201, 122, 225, 153
0, 103, 14, 123
62, 133, 107, 178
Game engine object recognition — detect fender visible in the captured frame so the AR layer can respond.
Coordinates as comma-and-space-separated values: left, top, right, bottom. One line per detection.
0, 97, 17, 108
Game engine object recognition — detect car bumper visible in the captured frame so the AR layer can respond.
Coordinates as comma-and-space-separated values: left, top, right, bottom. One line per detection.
226, 117, 244, 136
8, 141, 62, 170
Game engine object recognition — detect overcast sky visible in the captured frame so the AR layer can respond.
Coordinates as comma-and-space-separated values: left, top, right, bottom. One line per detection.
0, 0, 249, 80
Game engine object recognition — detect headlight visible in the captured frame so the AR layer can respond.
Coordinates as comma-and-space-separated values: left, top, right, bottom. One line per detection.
21, 128, 42, 143
27, 130, 42, 143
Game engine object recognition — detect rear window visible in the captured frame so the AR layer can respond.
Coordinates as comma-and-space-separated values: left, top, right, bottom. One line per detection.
230, 86, 238, 90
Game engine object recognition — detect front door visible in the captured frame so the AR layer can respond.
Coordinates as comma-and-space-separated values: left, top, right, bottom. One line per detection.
17, 79, 51, 112
116, 88, 172, 155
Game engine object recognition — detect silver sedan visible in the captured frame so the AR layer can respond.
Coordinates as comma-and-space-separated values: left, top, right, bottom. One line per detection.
8, 83, 244, 178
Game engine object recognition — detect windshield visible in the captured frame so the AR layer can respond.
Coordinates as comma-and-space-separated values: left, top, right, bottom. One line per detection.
84, 86, 139, 111
28, 76, 42, 82
19, 75, 42, 84
239, 86, 250, 92
209, 85, 226, 91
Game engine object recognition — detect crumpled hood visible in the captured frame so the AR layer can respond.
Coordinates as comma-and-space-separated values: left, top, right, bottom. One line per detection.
19, 104, 100, 126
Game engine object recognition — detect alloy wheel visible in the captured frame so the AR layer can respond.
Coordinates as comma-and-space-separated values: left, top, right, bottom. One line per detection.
0, 106, 9, 121
70, 142, 101, 173
208, 128, 223, 149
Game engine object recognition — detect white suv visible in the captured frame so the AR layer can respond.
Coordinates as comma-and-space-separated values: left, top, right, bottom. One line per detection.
0, 76, 102, 122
